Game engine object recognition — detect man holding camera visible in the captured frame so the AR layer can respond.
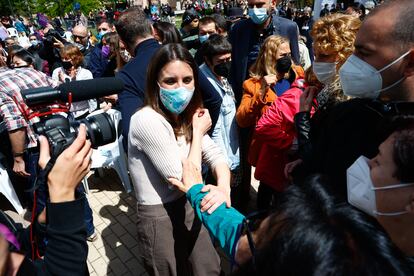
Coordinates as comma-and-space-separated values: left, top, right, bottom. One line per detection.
0, 125, 91, 275
0, 66, 58, 213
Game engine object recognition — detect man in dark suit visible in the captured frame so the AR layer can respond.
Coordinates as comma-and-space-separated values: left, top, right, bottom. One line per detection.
115, 8, 162, 146
229, 0, 300, 104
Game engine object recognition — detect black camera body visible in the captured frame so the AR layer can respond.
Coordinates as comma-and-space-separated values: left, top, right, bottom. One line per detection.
43, 29, 66, 46
21, 78, 124, 158
33, 113, 116, 158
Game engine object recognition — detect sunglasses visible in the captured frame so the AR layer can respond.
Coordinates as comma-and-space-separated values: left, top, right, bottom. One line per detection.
72, 34, 87, 40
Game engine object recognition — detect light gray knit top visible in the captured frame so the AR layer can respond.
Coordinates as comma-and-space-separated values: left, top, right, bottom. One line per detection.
128, 106, 226, 205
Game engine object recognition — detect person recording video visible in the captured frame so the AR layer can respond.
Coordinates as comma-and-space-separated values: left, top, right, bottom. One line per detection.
0, 125, 91, 275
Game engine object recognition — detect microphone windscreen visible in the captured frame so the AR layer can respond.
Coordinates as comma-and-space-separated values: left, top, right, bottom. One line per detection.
58, 77, 124, 102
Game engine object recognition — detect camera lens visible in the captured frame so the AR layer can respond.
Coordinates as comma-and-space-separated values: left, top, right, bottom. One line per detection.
78, 113, 116, 148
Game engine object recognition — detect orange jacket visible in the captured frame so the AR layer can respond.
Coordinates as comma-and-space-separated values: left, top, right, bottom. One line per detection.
236, 66, 305, 129
236, 78, 277, 129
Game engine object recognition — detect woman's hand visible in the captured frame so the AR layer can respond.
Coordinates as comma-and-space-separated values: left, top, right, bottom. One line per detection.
168, 159, 202, 193
38, 124, 93, 203
200, 185, 231, 214
58, 71, 66, 83
299, 86, 318, 112
192, 108, 212, 136
260, 74, 277, 99
284, 159, 303, 179
69, 68, 77, 80
262, 74, 277, 87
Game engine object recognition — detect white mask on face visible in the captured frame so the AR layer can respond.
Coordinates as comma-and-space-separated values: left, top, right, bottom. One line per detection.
339, 51, 411, 99
313, 62, 336, 84
120, 49, 131, 63
347, 156, 414, 217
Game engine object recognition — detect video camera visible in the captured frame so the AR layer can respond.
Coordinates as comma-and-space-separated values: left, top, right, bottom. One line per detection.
21, 77, 124, 157
43, 29, 67, 46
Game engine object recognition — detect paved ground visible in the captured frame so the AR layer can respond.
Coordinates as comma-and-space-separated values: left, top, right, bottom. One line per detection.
84, 170, 147, 276
2, 168, 259, 276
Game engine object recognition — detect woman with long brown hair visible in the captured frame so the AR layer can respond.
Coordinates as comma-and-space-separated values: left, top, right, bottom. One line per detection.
128, 43, 230, 275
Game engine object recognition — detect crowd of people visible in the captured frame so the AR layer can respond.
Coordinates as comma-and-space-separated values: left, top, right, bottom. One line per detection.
1, 0, 414, 275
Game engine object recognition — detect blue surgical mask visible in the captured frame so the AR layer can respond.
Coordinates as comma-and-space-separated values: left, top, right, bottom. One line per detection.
96, 30, 108, 41
30, 40, 39, 47
199, 34, 209, 44
248, 7, 269, 25
159, 84, 195, 114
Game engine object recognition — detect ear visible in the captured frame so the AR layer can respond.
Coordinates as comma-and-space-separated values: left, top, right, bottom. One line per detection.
404, 49, 414, 78
150, 25, 156, 37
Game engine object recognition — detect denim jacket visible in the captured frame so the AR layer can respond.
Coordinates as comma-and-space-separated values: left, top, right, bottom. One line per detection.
200, 63, 240, 170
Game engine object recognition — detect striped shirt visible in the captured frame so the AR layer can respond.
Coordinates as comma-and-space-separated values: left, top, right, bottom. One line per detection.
0, 67, 58, 148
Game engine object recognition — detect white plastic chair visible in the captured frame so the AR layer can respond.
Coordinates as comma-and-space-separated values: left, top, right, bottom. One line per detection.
88, 109, 132, 193
0, 164, 24, 214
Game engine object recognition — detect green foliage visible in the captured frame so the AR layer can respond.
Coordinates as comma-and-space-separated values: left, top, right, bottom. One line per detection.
0, 0, 104, 17
0, 0, 36, 16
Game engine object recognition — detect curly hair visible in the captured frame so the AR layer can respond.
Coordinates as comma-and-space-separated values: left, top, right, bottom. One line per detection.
249, 35, 289, 79
311, 14, 361, 69
61, 44, 84, 68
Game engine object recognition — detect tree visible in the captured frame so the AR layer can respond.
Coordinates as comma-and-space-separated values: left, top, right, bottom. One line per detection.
33, 0, 103, 17
0, 0, 37, 16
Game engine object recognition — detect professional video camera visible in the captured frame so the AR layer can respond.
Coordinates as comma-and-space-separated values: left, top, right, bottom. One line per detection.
21, 77, 124, 157
43, 29, 67, 46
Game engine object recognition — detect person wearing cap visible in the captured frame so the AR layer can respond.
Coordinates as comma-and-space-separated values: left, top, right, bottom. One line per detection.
180, 9, 200, 55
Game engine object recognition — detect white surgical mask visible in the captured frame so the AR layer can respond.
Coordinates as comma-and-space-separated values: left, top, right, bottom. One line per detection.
339, 51, 411, 99
120, 49, 131, 63
347, 156, 414, 217
248, 8, 269, 25
313, 62, 336, 84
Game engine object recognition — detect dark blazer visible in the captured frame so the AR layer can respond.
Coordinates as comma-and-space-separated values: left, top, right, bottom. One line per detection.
117, 38, 161, 143
87, 43, 109, 78
229, 16, 300, 104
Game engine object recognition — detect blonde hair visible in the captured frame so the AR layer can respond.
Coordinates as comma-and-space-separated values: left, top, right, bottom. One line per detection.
311, 14, 361, 68
249, 35, 289, 79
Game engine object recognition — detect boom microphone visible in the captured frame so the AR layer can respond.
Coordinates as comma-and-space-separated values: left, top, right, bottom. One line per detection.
21, 77, 124, 106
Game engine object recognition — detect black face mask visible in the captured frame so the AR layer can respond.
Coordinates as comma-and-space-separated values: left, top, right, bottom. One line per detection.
11, 65, 29, 69
276, 55, 292, 74
62, 60, 73, 70
213, 61, 231, 78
